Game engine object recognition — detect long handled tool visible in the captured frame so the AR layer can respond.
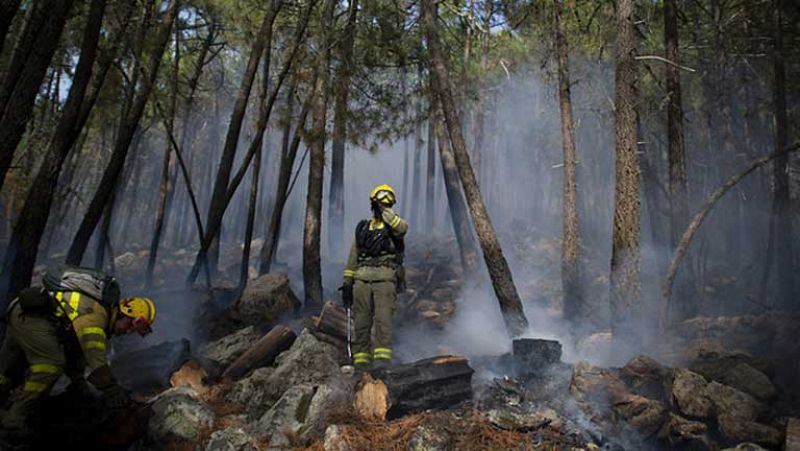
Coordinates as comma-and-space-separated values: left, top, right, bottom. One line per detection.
340, 306, 355, 375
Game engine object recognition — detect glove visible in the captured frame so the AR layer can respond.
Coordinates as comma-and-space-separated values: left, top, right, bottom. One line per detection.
340, 279, 354, 308
101, 383, 131, 409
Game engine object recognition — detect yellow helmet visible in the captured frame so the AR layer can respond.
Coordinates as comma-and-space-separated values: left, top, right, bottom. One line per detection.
370, 184, 396, 206
119, 296, 156, 324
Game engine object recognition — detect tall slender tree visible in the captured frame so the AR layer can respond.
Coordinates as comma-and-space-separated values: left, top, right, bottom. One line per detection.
554, 0, 583, 326
609, 0, 642, 348
769, 0, 794, 307
432, 94, 476, 276
423, 0, 528, 338
328, 0, 358, 259
303, 0, 335, 308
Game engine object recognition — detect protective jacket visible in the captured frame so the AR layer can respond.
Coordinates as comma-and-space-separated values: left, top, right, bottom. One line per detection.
343, 207, 408, 282
0, 289, 115, 431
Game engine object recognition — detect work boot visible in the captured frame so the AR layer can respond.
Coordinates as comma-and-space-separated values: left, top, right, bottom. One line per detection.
371, 359, 390, 370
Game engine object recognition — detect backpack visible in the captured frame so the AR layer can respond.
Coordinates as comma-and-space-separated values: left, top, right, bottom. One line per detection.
42, 265, 121, 309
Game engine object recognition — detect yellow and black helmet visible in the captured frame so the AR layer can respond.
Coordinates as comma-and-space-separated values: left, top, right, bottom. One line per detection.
370, 184, 396, 206
119, 296, 156, 324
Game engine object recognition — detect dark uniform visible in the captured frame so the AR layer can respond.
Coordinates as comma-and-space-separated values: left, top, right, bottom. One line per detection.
0, 288, 118, 430
343, 207, 408, 367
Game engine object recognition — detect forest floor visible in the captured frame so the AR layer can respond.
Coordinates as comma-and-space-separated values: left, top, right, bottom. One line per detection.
10, 235, 799, 450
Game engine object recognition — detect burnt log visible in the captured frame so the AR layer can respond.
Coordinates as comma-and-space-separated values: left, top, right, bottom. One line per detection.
353, 355, 474, 421
222, 325, 296, 380
313, 301, 350, 342
513, 338, 562, 374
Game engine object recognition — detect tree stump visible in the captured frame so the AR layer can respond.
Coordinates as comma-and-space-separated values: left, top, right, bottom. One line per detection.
353, 355, 474, 421
222, 325, 296, 380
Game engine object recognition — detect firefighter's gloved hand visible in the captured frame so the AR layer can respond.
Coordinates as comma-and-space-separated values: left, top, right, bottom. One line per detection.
340, 278, 354, 308
101, 382, 131, 409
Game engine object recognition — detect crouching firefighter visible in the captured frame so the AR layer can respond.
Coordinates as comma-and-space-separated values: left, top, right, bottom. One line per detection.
0, 265, 156, 441
341, 184, 408, 370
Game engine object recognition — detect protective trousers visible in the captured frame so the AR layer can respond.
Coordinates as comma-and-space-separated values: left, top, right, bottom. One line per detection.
352, 280, 395, 367
0, 306, 66, 430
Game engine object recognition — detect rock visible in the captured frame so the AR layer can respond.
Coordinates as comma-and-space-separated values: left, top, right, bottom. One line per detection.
512, 338, 562, 374
786, 418, 800, 451
721, 444, 768, 451
688, 342, 773, 377
114, 252, 138, 268
254, 384, 316, 447
112, 338, 191, 393
260, 329, 341, 403
693, 360, 776, 401
704, 381, 761, 421
611, 393, 667, 436
200, 326, 260, 368
323, 425, 353, 451
657, 413, 712, 450
672, 369, 712, 418
225, 367, 275, 419
486, 406, 562, 431
234, 273, 300, 326
621, 355, 671, 400
718, 415, 784, 448
299, 383, 352, 443
407, 423, 452, 451
148, 387, 214, 444
205, 428, 256, 451
570, 361, 626, 406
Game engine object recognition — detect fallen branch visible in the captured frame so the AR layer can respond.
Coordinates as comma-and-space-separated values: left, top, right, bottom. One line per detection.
635, 55, 696, 72
659, 143, 800, 332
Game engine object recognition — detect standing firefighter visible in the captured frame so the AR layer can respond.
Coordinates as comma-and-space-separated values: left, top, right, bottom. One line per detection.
0, 266, 156, 442
342, 184, 408, 369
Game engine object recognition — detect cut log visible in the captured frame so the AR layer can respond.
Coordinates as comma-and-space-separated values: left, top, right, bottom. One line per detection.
310, 327, 347, 351
353, 355, 474, 421
313, 301, 350, 342
222, 325, 297, 380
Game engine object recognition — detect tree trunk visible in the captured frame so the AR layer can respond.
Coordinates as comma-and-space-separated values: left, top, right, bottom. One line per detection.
411, 92, 424, 229
0, 0, 22, 54
259, 73, 315, 274
198, 0, 283, 278
146, 24, 181, 288
664, 0, 688, 250
0, 0, 109, 305
239, 50, 271, 290
432, 94, 476, 276
303, 0, 334, 308
554, 0, 583, 326
328, 0, 358, 259
0, 0, 76, 192
769, 0, 794, 308
609, 0, 642, 347
425, 109, 436, 230
422, 0, 528, 338
66, 0, 179, 265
